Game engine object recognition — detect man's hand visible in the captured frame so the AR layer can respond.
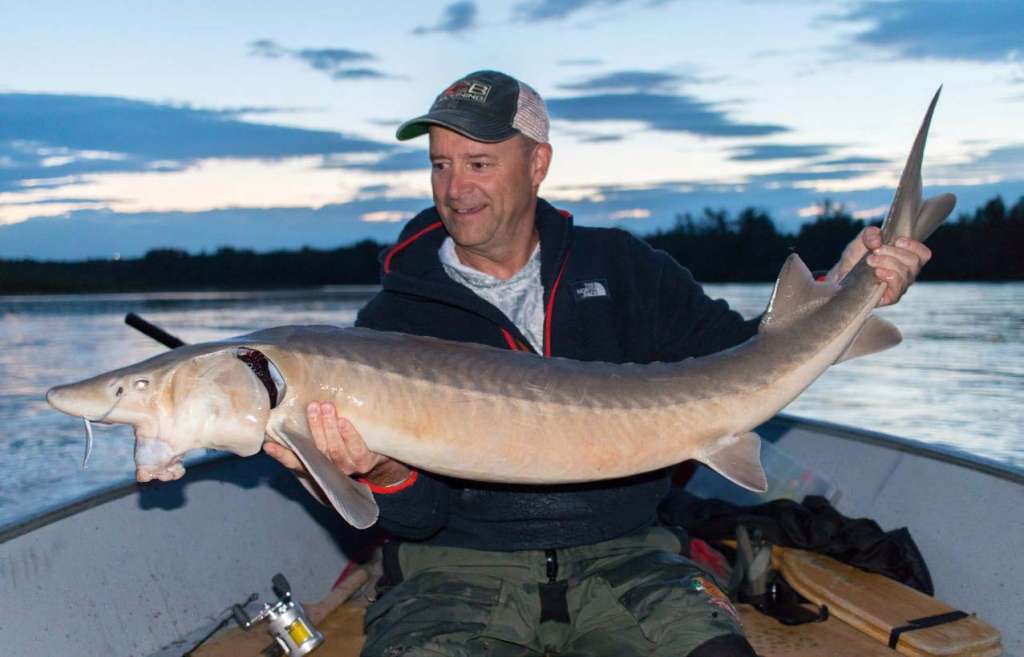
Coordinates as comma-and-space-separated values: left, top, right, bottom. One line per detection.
827, 226, 932, 306
263, 401, 412, 487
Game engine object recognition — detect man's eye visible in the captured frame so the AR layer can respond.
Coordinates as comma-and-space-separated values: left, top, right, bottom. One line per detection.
431, 162, 447, 171
470, 161, 491, 170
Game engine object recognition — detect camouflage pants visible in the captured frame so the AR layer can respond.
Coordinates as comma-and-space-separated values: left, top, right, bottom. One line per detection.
361, 526, 745, 657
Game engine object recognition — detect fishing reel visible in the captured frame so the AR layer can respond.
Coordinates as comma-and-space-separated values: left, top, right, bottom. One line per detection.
233, 573, 325, 656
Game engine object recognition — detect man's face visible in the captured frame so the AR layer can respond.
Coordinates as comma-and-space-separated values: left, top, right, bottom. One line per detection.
428, 126, 551, 256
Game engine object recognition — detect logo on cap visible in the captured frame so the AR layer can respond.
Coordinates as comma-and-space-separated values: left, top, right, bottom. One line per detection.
442, 80, 492, 104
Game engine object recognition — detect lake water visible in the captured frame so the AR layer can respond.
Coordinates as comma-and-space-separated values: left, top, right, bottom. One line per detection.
1, 283, 1021, 532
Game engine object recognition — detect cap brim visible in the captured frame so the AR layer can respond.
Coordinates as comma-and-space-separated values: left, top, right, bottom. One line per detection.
396, 109, 519, 143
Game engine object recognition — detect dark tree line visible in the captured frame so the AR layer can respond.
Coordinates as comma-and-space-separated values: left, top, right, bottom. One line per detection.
2, 196, 1021, 294
646, 195, 1023, 282
0, 241, 381, 294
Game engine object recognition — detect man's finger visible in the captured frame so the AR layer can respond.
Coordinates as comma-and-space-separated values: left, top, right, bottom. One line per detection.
319, 402, 359, 474
867, 256, 909, 306
894, 237, 932, 265
861, 226, 883, 250
263, 442, 304, 473
306, 402, 328, 454
873, 245, 923, 274
338, 416, 378, 472
868, 251, 913, 282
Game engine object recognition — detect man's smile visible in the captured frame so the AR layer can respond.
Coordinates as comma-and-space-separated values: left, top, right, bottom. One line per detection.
452, 205, 486, 216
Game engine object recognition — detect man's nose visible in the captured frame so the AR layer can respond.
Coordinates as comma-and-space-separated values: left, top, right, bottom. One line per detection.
446, 166, 471, 199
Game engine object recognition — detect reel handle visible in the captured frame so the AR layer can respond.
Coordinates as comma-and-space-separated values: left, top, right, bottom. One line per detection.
232, 604, 253, 629
272, 573, 292, 600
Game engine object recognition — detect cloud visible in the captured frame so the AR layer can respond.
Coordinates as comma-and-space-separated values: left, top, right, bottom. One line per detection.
0, 199, 432, 260
248, 40, 389, 80
558, 70, 690, 93
247, 39, 284, 59
294, 48, 373, 71
932, 143, 1024, 180
729, 144, 836, 161
331, 67, 388, 80
558, 58, 604, 66
578, 134, 624, 143
819, 155, 890, 166
545, 92, 787, 137
514, 0, 671, 22
839, 1, 1023, 62
0, 93, 389, 193
515, 0, 618, 21
331, 148, 429, 173
413, 1, 478, 35
361, 210, 414, 223
609, 208, 651, 220
747, 169, 870, 185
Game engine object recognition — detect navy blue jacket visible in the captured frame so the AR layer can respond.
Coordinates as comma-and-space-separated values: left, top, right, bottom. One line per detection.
355, 199, 759, 550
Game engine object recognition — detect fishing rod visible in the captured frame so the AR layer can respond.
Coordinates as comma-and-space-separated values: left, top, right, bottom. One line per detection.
124, 312, 185, 348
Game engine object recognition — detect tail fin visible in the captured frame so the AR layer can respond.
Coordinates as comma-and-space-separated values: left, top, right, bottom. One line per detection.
879, 87, 957, 244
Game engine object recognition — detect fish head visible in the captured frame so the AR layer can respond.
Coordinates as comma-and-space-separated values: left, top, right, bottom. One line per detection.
47, 345, 276, 482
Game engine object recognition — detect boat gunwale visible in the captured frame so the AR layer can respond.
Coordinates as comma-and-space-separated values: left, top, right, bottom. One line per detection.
770, 412, 1024, 485
0, 451, 236, 544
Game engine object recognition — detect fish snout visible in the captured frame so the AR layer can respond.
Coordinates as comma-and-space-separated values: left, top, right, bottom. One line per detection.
46, 376, 126, 421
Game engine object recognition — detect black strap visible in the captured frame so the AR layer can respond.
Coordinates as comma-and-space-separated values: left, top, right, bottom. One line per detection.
538, 580, 571, 623
888, 610, 970, 648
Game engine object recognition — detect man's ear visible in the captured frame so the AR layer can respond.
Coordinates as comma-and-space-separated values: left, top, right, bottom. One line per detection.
531, 142, 553, 187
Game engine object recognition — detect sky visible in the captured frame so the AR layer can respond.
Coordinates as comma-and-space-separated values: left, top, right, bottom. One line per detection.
1, 0, 1022, 260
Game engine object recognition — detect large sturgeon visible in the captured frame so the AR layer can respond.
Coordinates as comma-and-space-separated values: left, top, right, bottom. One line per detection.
46, 90, 955, 529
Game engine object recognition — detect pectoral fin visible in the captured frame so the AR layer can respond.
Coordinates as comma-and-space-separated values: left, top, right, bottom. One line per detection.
700, 431, 767, 492
275, 426, 379, 529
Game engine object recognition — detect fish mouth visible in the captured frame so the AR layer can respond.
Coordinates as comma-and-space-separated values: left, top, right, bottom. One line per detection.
136, 457, 185, 483
134, 437, 184, 483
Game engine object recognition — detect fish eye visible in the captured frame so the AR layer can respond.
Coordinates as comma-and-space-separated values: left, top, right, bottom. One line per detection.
134, 379, 149, 390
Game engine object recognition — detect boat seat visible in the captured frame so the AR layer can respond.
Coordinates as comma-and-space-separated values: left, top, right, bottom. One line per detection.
779, 548, 1002, 657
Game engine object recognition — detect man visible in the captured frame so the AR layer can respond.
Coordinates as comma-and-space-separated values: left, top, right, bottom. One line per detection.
265, 70, 932, 657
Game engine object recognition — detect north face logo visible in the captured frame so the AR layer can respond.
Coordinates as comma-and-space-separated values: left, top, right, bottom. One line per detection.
442, 80, 491, 104
573, 280, 609, 300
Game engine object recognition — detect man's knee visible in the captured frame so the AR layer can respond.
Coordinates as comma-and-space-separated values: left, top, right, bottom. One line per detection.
686, 633, 758, 657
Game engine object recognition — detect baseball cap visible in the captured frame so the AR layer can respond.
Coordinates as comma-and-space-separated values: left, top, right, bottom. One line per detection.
396, 70, 549, 144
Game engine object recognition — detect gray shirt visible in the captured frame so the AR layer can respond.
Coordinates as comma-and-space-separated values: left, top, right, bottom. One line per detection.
439, 237, 545, 353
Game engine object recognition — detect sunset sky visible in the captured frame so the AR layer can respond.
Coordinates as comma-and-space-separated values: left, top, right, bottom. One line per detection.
1, 0, 1021, 259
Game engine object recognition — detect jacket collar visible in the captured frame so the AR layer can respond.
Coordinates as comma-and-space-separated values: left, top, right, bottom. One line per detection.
380, 198, 573, 293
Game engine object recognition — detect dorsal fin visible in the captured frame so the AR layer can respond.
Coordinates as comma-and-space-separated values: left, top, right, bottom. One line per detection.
759, 254, 840, 333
